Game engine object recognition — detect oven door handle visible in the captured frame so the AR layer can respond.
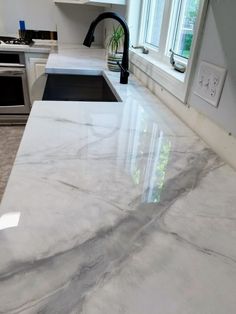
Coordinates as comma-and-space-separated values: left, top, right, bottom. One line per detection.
0, 63, 25, 68
0, 68, 25, 76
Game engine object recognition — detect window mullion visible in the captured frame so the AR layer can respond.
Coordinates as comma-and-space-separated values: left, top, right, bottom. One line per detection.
174, 0, 186, 54
138, 0, 149, 46
171, 0, 183, 52
158, 0, 173, 60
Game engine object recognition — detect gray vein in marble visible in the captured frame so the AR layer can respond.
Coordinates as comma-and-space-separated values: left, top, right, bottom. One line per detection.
34, 114, 118, 130
57, 180, 128, 213
0, 144, 226, 313
0, 56, 236, 313
129, 147, 221, 207
157, 228, 236, 264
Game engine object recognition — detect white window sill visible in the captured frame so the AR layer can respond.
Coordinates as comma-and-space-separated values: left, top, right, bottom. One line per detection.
129, 48, 189, 103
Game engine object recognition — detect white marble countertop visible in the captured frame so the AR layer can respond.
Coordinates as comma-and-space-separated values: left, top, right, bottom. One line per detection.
0, 47, 236, 314
46, 45, 107, 75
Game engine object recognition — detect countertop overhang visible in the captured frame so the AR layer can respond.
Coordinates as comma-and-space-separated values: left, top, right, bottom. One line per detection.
0, 47, 236, 314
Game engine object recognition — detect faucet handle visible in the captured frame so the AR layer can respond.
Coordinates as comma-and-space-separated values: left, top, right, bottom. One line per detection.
117, 62, 129, 84
117, 61, 124, 72
117, 62, 129, 74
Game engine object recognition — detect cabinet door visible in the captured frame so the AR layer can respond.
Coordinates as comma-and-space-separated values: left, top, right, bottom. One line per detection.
29, 57, 47, 87
34, 62, 46, 79
26, 56, 48, 104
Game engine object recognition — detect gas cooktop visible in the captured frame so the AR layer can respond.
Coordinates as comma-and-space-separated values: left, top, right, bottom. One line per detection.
0, 36, 31, 45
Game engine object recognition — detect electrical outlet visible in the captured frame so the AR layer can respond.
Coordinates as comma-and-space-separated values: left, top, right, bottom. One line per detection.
194, 61, 227, 107
210, 88, 216, 97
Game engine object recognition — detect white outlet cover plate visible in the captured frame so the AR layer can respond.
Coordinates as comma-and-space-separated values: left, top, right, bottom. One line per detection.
194, 61, 227, 107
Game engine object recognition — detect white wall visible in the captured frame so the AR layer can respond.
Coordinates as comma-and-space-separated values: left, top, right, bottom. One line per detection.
54, 3, 104, 45
126, 0, 142, 46
0, 0, 56, 36
188, 0, 236, 136
103, 5, 126, 48
0, 1, 4, 34
0, 0, 104, 45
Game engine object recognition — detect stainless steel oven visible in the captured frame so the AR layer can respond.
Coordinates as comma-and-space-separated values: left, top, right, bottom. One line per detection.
0, 51, 30, 124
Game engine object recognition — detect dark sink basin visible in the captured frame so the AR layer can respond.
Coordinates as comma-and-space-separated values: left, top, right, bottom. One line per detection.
43, 74, 119, 102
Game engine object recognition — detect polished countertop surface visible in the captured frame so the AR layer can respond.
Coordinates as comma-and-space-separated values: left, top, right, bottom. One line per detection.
46, 45, 107, 75
0, 48, 236, 313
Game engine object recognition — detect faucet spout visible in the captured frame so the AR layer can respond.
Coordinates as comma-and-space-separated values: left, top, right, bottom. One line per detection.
83, 12, 130, 84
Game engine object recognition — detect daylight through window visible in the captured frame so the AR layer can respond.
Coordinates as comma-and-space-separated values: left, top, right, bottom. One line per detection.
142, 0, 201, 61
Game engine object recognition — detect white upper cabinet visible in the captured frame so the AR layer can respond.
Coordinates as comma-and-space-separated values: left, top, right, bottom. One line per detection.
54, 0, 126, 6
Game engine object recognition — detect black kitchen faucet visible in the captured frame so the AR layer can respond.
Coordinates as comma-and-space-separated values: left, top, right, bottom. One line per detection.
83, 12, 130, 84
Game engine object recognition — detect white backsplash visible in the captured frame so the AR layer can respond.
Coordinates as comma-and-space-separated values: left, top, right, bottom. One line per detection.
0, 0, 104, 46
54, 3, 104, 46
0, 0, 56, 37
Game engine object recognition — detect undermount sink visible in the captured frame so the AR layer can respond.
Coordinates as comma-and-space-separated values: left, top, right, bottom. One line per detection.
42, 74, 119, 102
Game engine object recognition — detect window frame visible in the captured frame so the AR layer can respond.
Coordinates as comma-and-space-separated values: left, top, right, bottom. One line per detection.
139, 0, 173, 62
127, 0, 209, 103
139, 0, 203, 65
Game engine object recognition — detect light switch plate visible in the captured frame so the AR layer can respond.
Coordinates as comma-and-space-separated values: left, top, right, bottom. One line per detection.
194, 61, 227, 107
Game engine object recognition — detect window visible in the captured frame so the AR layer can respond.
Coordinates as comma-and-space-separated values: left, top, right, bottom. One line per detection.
128, 0, 207, 102
171, 0, 200, 58
140, 0, 201, 61
145, 0, 166, 47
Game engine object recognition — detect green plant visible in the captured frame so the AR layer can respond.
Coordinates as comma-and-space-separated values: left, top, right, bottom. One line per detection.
107, 25, 124, 55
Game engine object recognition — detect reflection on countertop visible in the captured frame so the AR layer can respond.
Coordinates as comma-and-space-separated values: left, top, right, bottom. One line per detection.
0, 61, 236, 314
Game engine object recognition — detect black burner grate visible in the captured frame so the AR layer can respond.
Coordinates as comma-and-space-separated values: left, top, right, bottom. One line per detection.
0, 36, 30, 45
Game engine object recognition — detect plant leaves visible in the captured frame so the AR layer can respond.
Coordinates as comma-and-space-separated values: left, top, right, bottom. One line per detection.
107, 24, 125, 54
